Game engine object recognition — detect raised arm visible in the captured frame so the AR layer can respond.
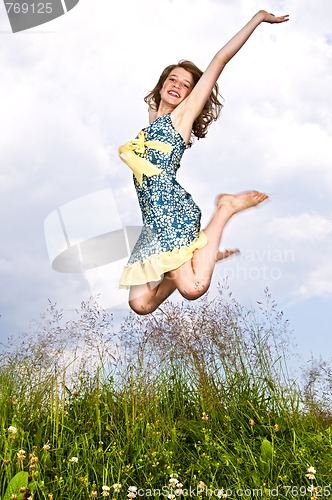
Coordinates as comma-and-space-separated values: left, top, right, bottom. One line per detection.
174, 10, 289, 131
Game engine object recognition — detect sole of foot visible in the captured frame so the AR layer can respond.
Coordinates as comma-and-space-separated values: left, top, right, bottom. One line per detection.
216, 191, 269, 215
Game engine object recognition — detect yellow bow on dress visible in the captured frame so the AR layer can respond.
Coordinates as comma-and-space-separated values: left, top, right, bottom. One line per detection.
118, 130, 174, 186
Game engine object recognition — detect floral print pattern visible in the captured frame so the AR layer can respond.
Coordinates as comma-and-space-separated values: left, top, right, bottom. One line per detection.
124, 113, 202, 276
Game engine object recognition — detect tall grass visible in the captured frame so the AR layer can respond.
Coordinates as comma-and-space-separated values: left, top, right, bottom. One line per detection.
0, 286, 331, 499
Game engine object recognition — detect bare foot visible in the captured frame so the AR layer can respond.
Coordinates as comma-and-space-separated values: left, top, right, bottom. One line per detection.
216, 191, 269, 216
216, 248, 240, 262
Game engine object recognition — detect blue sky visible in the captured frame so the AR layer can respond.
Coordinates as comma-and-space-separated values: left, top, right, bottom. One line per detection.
0, 0, 331, 367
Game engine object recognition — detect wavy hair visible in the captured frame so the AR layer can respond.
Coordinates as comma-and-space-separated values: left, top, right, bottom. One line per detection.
144, 60, 223, 146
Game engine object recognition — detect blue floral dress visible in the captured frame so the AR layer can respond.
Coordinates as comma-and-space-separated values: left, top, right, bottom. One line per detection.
119, 113, 207, 288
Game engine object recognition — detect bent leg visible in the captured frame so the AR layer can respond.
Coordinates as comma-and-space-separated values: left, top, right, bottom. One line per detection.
169, 191, 268, 300
129, 275, 176, 315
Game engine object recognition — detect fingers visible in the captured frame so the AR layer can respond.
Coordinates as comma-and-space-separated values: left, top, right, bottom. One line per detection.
273, 14, 290, 23
264, 13, 289, 24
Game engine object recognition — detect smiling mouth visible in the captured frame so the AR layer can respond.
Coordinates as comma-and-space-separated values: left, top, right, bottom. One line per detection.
168, 90, 180, 98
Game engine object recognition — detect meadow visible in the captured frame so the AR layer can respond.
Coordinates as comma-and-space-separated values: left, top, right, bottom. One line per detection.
1, 286, 331, 499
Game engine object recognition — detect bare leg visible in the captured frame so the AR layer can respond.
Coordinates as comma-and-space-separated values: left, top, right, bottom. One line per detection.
129, 275, 176, 315
129, 191, 268, 313
129, 247, 238, 315
169, 191, 268, 300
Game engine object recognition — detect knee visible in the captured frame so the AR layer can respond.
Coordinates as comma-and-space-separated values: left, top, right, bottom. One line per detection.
129, 298, 156, 315
179, 281, 210, 301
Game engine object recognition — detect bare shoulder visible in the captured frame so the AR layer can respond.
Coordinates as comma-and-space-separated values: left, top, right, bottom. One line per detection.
148, 106, 158, 124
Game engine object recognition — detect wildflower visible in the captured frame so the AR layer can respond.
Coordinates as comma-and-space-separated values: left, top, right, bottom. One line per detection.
8, 426, 17, 434
69, 456, 78, 463
17, 449, 26, 461
91, 491, 98, 498
102, 485, 111, 497
11, 494, 18, 499
127, 486, 137, 499
274, 424, 279, 431
197, 481, 206, 491
43, 443, 51, 451
175, 484, 184, 496
249, 419, 255, 427
202, 412, 209, 421
168, 495, 176, 500
169, 477, 179, 488
29, 453, 38, 464
112, 484, 122, 493
306, 466, 316, 480
216, 490, 228, 499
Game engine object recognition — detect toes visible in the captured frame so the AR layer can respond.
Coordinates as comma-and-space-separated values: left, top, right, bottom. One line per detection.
216, 248, 240, 262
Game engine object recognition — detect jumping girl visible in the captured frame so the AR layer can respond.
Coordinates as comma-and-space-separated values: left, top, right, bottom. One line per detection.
118, 9, 289, 314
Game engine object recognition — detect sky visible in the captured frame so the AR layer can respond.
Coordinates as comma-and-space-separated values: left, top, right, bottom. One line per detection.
0, 0, 331, 367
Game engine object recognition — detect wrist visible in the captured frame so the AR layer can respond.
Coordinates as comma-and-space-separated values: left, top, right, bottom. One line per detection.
254, 10, 267, 23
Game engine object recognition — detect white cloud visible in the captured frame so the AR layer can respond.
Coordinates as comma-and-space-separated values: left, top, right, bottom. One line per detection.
267, 213, 332, 241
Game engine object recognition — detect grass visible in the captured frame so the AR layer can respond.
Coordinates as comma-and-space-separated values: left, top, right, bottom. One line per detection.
0, 286, 332, 499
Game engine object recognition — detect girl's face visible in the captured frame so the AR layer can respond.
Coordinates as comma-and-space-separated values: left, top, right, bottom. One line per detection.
159, 67, 194, 107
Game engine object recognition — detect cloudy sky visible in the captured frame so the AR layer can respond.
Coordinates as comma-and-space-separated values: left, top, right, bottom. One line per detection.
0, 0, 331, 365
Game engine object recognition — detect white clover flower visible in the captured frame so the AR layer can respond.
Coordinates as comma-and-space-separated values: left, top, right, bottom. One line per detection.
112, 483, 122, 493
128, 486, 137, 493
169, 478, 179, 488
43, 443, 51, 451
202, 412, 209, 421
8, 426, 17, 434
216, 490, 227, 499
17, 449, 26, 461
175, 485, 184, 496
306, 466, 316, 480
197, 481, 206, 491
102, 486, 111, 491
69, 456, 78, 463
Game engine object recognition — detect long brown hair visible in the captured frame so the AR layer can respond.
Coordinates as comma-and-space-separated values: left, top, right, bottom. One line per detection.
144, 60, 223, 146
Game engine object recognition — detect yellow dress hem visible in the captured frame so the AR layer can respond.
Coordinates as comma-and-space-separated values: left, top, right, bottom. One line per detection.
119, 230, 208, 289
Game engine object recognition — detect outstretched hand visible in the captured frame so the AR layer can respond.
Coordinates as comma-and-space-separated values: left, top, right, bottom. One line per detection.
259, 10, 289, 24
